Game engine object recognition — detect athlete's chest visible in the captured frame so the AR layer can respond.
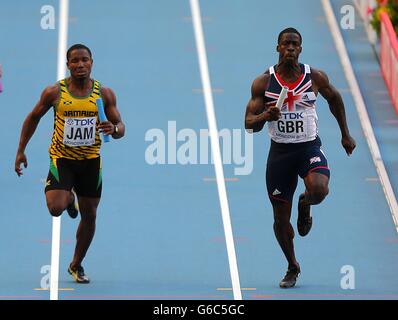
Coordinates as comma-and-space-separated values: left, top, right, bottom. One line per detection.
265, 77, 317, 112
56, 79, 101, 115
57, 97, 99, 147
57, 97, 98, 115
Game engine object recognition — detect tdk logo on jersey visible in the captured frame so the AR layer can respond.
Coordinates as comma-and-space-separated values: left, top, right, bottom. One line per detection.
63, 116, 96, 146
280, 112, 304, 120
67, 118, 96, 126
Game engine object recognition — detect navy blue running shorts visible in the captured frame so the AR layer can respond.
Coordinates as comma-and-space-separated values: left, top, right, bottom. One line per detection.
266, 136, 330, 205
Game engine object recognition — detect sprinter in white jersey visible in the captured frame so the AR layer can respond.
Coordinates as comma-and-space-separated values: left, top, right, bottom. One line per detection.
245, 28, 356, 288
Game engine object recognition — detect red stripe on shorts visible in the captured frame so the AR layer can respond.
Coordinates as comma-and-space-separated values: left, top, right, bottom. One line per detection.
309, 166, 330, 173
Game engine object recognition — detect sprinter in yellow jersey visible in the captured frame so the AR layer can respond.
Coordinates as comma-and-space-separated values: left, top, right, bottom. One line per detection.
15, 44, 125, 283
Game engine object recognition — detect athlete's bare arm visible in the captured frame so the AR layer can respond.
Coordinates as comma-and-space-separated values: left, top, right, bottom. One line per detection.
245, 73, 281, 133
311, 67, 356, 155
99, 86, 125, 139
15, 85, 58, 176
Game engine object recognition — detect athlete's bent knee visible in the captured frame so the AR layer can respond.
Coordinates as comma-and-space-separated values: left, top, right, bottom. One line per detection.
47, 205, 64, 217
308, 185, 329, 204
81, 211, 97, 223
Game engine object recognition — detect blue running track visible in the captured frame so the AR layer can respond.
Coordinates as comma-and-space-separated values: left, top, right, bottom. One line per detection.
0, 0, 397, 300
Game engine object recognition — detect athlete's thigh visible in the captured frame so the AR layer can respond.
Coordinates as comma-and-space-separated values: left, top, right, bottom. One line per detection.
74, 157, 102, 198
44, 158, 75, 209
298, 143, 330, 180
298, 143, 330, 190
45, 158, 75, 193
266, 148, 299, 205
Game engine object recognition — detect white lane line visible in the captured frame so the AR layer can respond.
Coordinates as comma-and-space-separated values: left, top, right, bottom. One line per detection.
322, 0, 398, 233
189, 0, 242, 300
50, 0, 69, 301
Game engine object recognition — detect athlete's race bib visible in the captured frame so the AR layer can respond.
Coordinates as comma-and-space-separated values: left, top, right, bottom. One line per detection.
274, 111, 308, 140
268, 109, 318, 143
63, 117, 96, 147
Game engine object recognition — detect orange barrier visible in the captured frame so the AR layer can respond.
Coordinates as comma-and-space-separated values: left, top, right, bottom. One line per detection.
380, 11, 398, 115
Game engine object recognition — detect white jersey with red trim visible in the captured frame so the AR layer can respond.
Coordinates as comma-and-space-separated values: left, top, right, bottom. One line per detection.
265, 63, 318, 143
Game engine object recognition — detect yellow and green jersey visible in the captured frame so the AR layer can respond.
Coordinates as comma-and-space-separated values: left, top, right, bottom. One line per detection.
49, 79, 102, 160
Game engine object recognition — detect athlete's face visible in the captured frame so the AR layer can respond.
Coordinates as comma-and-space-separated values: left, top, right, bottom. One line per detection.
67, 49, 93, 79
277, 33, 302, 63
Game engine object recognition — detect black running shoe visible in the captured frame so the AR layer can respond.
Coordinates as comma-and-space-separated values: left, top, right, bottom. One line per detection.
279, 265, 301, 288
297, 193, 312, 237
66, 190, 79, 219
68, 265, 90, 284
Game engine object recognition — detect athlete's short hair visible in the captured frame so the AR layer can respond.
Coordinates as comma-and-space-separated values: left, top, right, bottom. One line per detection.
278, 28, 302, 44
67, 44, 92, 61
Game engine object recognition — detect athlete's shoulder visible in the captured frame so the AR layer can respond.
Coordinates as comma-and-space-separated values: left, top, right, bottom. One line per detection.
252, 70, 271, 92
100, 85, 116, 97
41, 83, 59, 103
44, 82, 59, 93
309, 66, 328, 80
309, 67, 330, 89
258, 69, 271, 79
99, 84, 117, 106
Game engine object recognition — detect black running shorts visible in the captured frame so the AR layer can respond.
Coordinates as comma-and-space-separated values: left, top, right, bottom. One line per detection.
44, 157, 102, 198
266, 136, 330, 205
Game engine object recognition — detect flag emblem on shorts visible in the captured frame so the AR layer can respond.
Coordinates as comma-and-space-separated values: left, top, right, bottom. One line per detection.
310, 156, 321, 164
